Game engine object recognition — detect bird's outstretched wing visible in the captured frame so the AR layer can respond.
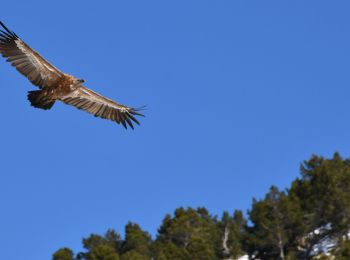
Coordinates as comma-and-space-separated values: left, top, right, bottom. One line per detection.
60, 86, 144, 129
0, 21, 63, 88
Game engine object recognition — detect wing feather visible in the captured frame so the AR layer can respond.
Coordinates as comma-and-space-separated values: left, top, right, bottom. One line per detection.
0, 21, 63, 88
60, 86, 144, 129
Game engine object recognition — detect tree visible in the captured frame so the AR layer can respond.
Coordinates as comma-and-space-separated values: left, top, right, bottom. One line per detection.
52, 248, 74, 260
289, 153, 350, 257
155, 207, 221, 260
120, 250, 149, 260
220, 210, 246, 259
83, 245, 120, 260
77, 229, 121, 260
120, 222, 152, 258
246, 186, 303, 259
153, 241, 189, 260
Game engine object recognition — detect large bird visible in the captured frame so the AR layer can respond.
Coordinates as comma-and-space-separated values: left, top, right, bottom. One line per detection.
0, 21, 144, 129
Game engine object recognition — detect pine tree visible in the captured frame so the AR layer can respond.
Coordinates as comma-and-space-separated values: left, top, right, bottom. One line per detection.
52, 248, 74, 260
220, 210, 246, 259
120, 250, 149, 260
120, 222, 152, 258
246, 186, 301, 259
83, 245, 120, 260
78, 229, 121, 260
155, 207, 221, 260
289, 153, 350, 257
153, 241, 189, 260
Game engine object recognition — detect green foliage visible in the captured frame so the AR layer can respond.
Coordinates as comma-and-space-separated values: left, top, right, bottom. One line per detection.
155, 207, 222, 260
288, 153, 350, 257
220, 210, 246, 259
77, 229, 121, 260
52, 153, 350, 260
246, 186, 290, 259
293, 153, 350, 232
120, 250, 149, 260
84, 244, 120, 260
120, 222, 152, 258
333, 239, 350, 259
153, 241, 189, 260
52, 248, 74, 260
82, 229, 121, 252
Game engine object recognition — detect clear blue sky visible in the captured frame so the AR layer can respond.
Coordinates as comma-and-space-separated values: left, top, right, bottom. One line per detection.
1, 1, 350, 259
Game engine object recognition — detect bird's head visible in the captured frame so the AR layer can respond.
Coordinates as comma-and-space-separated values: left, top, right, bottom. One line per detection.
74, 78, 85, 84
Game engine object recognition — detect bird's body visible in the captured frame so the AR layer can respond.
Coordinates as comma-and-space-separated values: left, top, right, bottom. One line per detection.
27, 74, 79, 110
0, 21, 144, 129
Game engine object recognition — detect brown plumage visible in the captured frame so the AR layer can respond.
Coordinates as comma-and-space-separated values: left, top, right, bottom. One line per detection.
0, 21, 144, 129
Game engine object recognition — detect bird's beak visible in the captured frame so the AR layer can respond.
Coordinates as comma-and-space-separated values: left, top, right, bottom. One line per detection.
78, 79, 85, 83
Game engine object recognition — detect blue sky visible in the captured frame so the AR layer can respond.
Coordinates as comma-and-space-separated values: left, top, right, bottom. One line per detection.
1, 1, 350, 259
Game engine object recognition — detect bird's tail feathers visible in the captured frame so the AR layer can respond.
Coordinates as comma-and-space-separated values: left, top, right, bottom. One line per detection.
27, 90, 55, 110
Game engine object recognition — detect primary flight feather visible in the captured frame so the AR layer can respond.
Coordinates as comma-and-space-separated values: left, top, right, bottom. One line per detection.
0, 21, 144, 129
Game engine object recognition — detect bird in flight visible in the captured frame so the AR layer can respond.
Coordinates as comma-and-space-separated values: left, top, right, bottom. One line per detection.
0, 21, 144, 129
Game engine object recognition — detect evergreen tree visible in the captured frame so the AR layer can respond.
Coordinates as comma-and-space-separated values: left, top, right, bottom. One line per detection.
155, 207, 221, 260
246, 186, 301, 259
83, 245, 120, 260
153, 241, 189, 260
220, 210, 246, 259
120, 250, 150, 260
78, 229, 121, 260
52, 248, 74, 260
289, 153, 350, 257
120, 222, 152, 258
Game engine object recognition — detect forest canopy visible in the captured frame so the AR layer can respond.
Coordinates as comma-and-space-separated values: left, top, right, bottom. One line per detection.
53, 153, 350, 260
